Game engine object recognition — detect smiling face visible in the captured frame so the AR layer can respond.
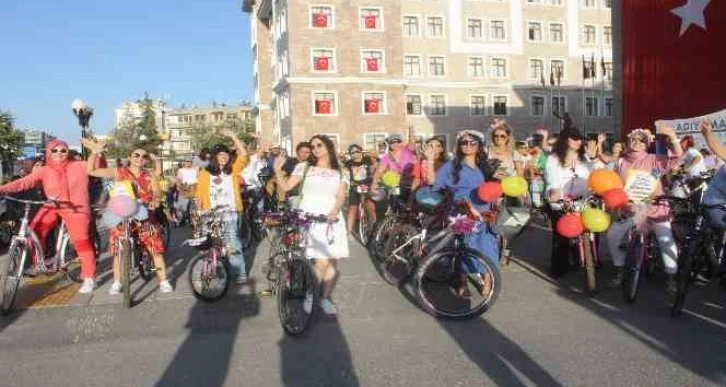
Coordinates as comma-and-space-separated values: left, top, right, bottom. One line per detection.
49, 145, 70, 163
612, 142, 624, 154
215, 151, 230, 167
628, 135, 648, 153
458, 135, 481, 156
129, 148, 149, 168
350, 148, 363, 162
492, 129, 509, 147
311, 139, 329, 159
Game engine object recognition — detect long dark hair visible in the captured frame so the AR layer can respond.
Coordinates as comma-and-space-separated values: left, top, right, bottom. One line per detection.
309, 134, 341, 172
206, 146, 234, 176
426, 137, 449, 165
452, 135, 495, 184
553, 129, 586, 167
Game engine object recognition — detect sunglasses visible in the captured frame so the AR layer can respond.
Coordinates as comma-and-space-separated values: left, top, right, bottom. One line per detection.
51, 148, 69, 154
458, 140, 480, 147
389, 140, 402, 145
350, 150, 362, 155
630, 137, 646, 144
312, 142, 325, 149
132, 152, 149, 159
567, 136, 583, 141
493, 134, 508, 139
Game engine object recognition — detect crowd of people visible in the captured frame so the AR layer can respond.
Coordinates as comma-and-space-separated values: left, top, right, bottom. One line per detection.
1, 118, 725, 315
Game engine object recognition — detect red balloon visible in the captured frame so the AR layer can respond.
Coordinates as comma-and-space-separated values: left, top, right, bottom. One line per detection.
603, 188, 629, 210
556, 213, 584, 238
477, 182, 503, 203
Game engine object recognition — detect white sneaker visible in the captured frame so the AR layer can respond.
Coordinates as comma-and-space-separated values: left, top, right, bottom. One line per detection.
303, 292, 314, 314
159, 280, 174, 293
108, 281, 122, 295
78, 279, 96, 294
320, 299, 338, 316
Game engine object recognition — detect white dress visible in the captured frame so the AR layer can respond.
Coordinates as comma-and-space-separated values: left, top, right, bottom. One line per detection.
292, 164, 350, 259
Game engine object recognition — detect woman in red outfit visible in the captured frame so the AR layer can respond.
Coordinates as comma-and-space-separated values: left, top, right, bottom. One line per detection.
0, 140, 97, 293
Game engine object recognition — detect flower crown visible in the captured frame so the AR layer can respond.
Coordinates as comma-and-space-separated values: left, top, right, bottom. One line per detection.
457, 129, 485, 141
627, 128, 655, 143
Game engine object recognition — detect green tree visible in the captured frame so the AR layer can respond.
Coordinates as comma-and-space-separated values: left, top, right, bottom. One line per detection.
188, 116, 255, 151
107, 93, 162, 158
0, 111, 23, 164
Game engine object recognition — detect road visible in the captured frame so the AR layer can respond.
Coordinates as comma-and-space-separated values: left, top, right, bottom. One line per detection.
0, 224, 725, 387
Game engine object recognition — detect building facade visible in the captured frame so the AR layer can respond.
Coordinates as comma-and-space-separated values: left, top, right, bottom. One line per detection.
244, 0, 616, 153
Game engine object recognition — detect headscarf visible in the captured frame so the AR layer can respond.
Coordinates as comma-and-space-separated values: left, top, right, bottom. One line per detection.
44, 139, 72, 200
624, 128, 654, 162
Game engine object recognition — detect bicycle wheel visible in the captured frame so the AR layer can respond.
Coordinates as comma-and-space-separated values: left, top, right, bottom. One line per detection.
581, 234, 597, 296
136, 244, 155, 282
622, 235, 644, 303
59, 234, 82, 284
370, 216, 396, 261
277, 257, 316, 336
118, 239, 133, 308
672, 237, 699, 316
381, 224, 419, 286
413, 247, 501, 320
0, 242, 26, 315
238, 215, 253, 250
188, 251, 230, 302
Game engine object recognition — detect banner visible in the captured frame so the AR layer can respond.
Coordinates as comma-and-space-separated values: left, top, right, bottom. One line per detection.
655, 108, 726, 150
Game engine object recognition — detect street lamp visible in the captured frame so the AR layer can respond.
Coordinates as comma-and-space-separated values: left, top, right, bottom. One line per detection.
71, 99, 93, 159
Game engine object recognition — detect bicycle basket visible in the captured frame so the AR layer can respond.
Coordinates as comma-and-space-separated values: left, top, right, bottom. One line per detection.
414, 187, 445, 215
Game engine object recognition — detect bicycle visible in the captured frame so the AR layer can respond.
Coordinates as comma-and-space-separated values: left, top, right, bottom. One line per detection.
186, 208, 232, 302
350, 183, 376, 246
261, 209, 329, 336
0, 196, 82, 315
368, 185, 413, 261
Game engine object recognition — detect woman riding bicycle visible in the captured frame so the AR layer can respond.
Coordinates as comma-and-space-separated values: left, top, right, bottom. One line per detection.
195, 129, 250, 284
602, 127, 683, 291
83, 140, 173, 295
0, 139, 98, 293
411, 136, 448, 192
430, 130, 500, 298
344, 144, 376, 236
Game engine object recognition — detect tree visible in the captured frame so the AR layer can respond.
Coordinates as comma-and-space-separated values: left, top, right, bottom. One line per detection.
0, 111, 23, 164
106, 93, 162, 158
188, 116, 256, 151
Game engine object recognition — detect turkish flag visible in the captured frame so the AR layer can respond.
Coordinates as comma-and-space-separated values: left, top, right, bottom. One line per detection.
365, 99, 379, 113
622, 0, 726, 134
364, 16, 377, 29
313, 13, 328, 28
316, 100, 331, 114
314, 57, 329, 71
366, 58, 379, 72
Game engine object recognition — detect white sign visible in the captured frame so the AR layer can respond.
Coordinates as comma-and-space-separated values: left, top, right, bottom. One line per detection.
655, 108, 726, 149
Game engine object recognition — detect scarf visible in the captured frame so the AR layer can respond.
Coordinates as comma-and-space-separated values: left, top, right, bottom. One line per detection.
44, 139, 72, 200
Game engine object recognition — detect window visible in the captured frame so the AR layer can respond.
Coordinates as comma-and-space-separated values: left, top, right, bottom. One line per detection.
491, 20, 506, 40
311, 48, 335, 72
470, 96, 486, 116
493, 96, 508, 116
194, 114, 206, 122
529, 59, 544, 80
550, 23, 564, 42
551, 0, 563, 5
527, 22, 542, 42
313, 92, 336, 115
363, 92, 386, 114
490, 58, 507, 78
583, 0, 596, 7
212, 112, 224, 121
467, 19, 483, 39
429, 56, 446, 77
364, 133, 388, 152
468, 57, 486, 78
427, 17, 445, 37
603, 61, 613, 80
406, 95, 422, 115
551, 59, 565, 81
360, 8, 383, 30
603, 26, 612, 45
403, 16, 420, 36
552, 96, 566, 116
603, 0, 612, 8
531, 96, 545, 116
583, 25, 597, 45
585, 97, 599, 117
429, 95, 446, 116
311, 6, 333, 28
404, 55, 422, 77
361, 50, 384, 73
605, 98, 613, 117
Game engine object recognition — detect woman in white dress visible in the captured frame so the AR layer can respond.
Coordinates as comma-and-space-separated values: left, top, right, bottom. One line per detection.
274, 134, 349, 315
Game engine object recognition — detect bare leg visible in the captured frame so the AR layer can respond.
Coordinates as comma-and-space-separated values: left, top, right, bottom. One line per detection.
153, 254, 168, 282
365, 199, 377, 223
346, 206, 357, 234
317, 259, 339, 299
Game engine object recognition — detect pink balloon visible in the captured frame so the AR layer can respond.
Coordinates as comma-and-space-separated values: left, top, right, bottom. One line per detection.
108, 195, 139, 218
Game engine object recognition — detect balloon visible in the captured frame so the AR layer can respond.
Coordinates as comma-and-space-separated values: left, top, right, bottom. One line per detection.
108, 195, 139, 218
581, 208, 611, 233
501, 176, 528, 197
477, 182, 503, 203
380, 171, 401, 187
556, 213, 584, 238
588, 169, 623, 195
603, 188, 629, 210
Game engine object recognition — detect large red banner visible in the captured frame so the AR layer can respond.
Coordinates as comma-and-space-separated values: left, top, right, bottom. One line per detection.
622, 0, 726, 134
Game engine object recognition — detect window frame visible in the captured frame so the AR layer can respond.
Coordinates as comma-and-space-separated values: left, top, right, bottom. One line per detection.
585, 96, 599, 117
492, 94, 509, 117
363, 133, 389, 153
359, 6, 385, 31
309, 5, 335, 29
552, 95, 568, 117
426, 15, 446, 38
528, 58, 545, 81
405, 94, 423, 116
583, 24, 597, 46
428, 55, 447, 78
549, 22, 565, 43
310, 47, 337, 73
402, 14, 422, 37
467, 56, 487, 79
469, 95, 487, 116
530, 95, 546, 116
490, 57, 508, 78
428, 94, 448, 117
361, 91, 388, 115
311, 90, 339, 116
359, 49, 386, 74
526, 21, 544, 43
490, 19, 507, 41
403, 54, 423, 78
466, 18, 484, 39
550, 58, 566, 82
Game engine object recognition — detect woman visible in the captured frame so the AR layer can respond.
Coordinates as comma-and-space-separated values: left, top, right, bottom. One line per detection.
602, 127, 682, 290
274, 134, 349, 315
196, 129, 250, 283
432, 130, 500, 298
487, 122, 525, 179
0, 140, 97, 293
680, 135, 706, 178
544, 127, 595, 277
84, 140, 173, 294
372, 127, 417, 197
412, 136, 448, 191
344, 144, 376, 235
606, 142, 624, 170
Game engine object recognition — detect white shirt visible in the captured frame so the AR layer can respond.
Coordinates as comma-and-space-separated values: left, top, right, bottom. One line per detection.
176, 167, 199, 184
209, 173, 236, 215
545, 155, 594, 199
683, 148, 706, 177
242, 154, 267, 190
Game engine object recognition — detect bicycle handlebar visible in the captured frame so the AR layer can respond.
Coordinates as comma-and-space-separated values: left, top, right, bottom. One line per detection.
1, 196, 72, 208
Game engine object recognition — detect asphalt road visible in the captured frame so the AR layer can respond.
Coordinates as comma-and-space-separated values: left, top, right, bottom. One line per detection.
0, 224, 725, 387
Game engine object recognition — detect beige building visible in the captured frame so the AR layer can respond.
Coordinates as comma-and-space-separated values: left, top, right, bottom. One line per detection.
244, 0, 615, 153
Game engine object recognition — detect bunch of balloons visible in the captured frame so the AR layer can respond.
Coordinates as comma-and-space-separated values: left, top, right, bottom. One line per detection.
587, 168, 629, 210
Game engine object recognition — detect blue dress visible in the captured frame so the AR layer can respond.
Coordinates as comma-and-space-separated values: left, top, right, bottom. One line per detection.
432, 161, 500, 272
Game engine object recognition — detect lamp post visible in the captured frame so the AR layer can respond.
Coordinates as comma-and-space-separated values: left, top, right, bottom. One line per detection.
71, 99, 93, 159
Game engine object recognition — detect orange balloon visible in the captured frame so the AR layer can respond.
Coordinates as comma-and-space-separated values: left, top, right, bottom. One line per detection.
477, 182, 503, 203
588, 169, 623, 195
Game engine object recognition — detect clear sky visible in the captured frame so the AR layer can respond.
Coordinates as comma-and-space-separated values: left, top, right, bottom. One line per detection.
0, 0, 253, 143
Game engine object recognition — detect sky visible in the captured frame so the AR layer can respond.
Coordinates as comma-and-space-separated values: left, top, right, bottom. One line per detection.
0, 0, 254, 144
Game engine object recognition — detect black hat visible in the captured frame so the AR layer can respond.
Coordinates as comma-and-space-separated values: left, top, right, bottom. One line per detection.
211, 144, 231, 155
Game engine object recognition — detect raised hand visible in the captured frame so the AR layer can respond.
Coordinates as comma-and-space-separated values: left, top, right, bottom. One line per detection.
273, 154, 287, 172
700, 120, 713, 134
660, 125, 677, 139
81, 138, 105, 152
